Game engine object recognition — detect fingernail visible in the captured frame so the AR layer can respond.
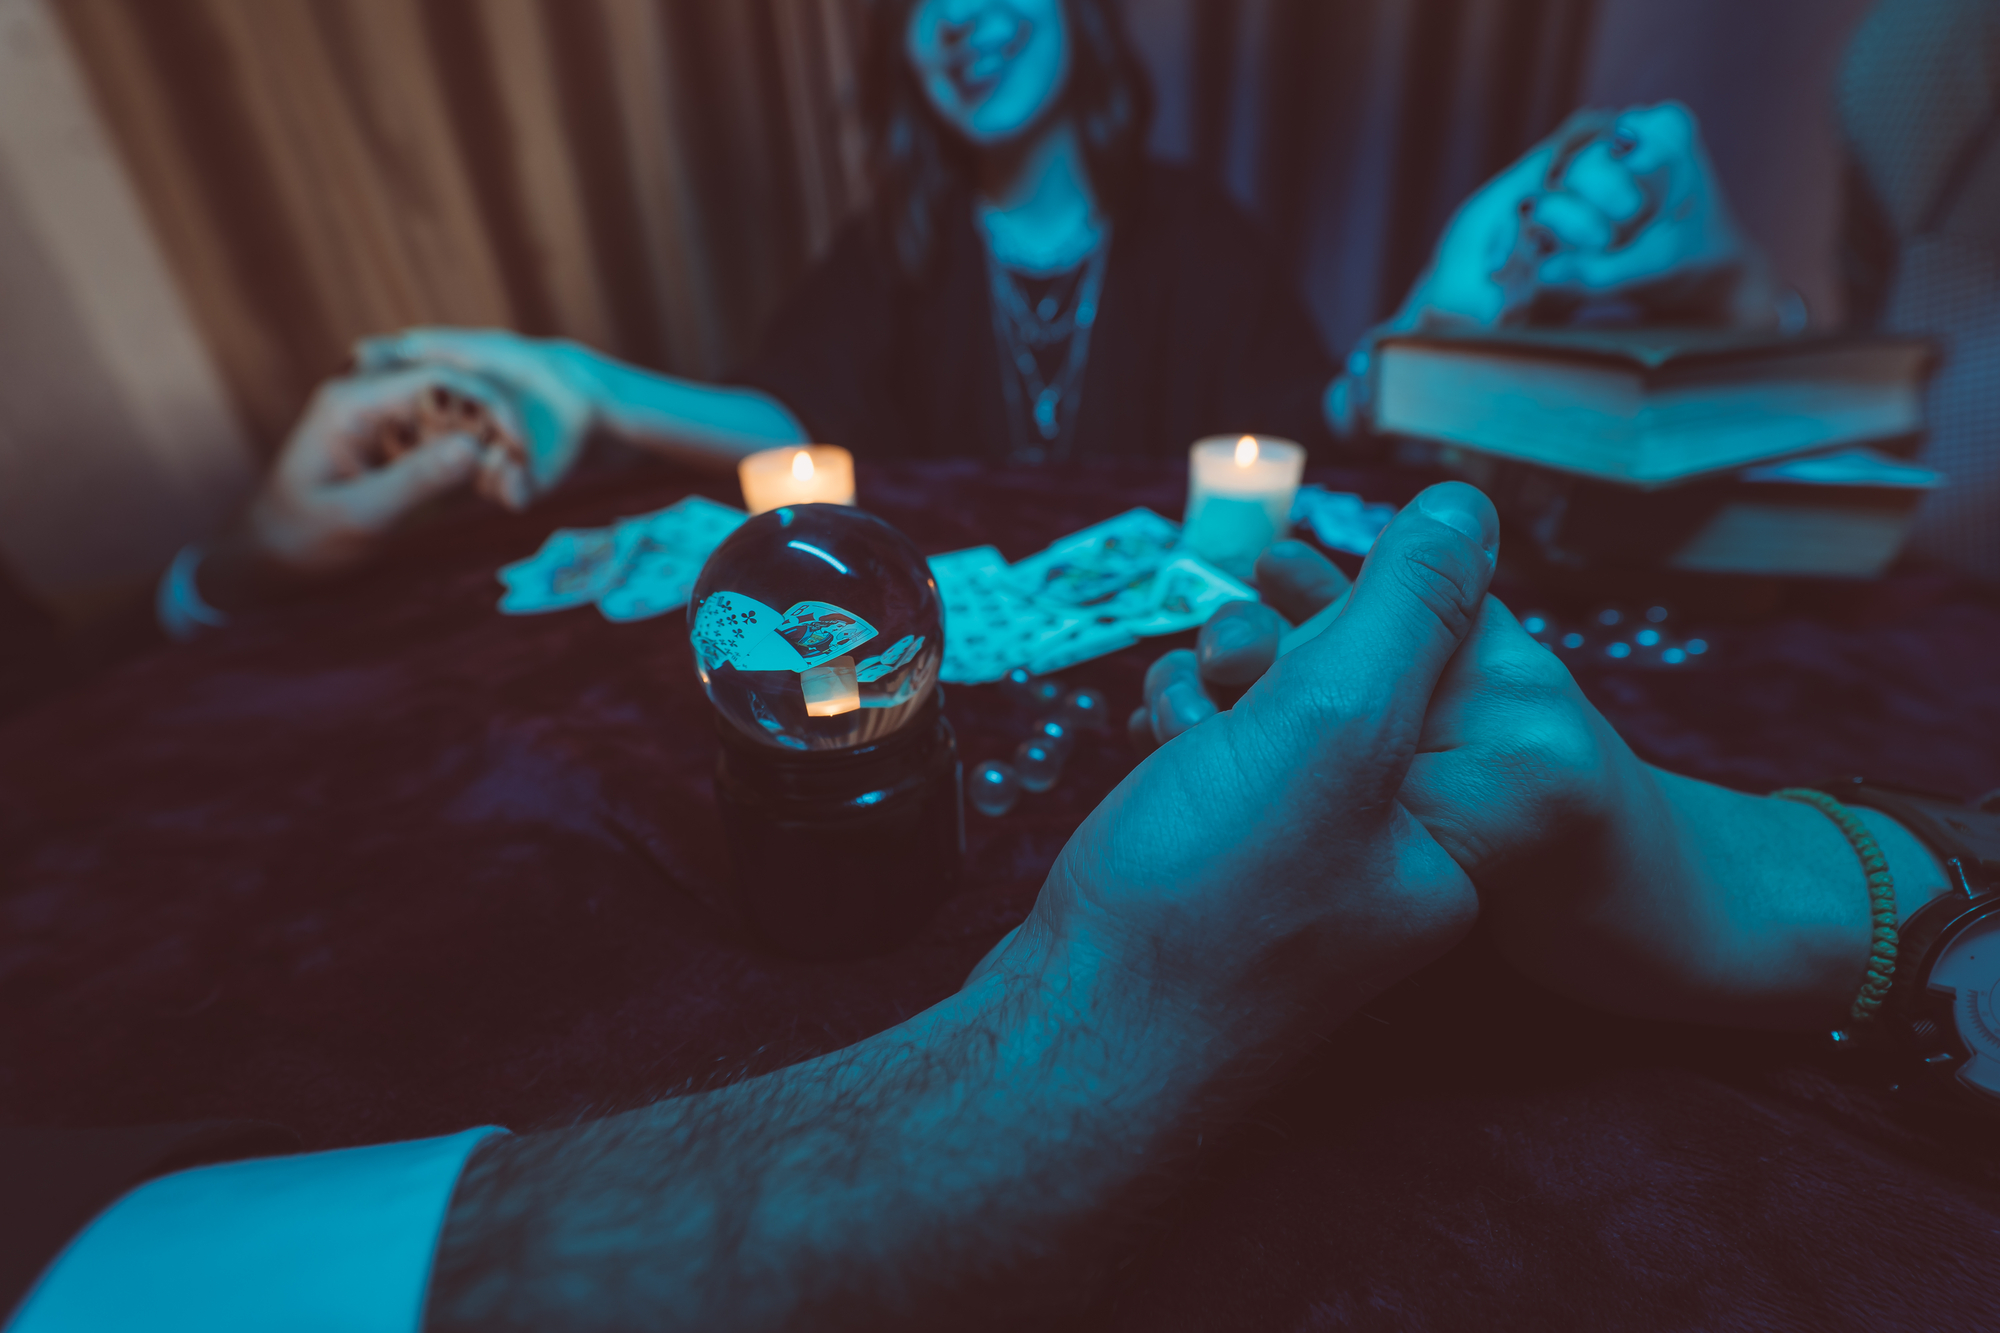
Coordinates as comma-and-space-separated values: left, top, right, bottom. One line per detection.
1416, 488, 1498, 559
1159, 680, 1214, 732
1207, 617, 1257, 654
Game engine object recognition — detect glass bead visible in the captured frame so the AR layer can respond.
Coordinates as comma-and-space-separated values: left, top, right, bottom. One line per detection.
1660, 647, 1687, 665
970, 760, 1022, 817
1684, 638, 1709, 656
1605, 641, 1632, 660
1013, 737, 1066, 793
1645, 605, 1670, 624
1561, 631, 1586, 650
1060, 686, 1111, 731
1032, 716, 1075, 762
1634, 628, 1661, 647
1595, 608, 1623, 627
1521, 612, 1550, 636
1001, 667, 1065, 711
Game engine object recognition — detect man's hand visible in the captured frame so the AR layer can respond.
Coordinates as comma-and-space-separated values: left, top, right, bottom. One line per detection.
1395, 101, 1777, 332
1134, 536, 1944, 1031
352, 327, 603, 506
1132, 538, 1621, 887
428, 483, 1504, 1333
996, 482, 1502, 1050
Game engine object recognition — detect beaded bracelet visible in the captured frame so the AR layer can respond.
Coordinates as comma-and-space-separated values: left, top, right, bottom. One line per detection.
1771, 788, 1897, 1022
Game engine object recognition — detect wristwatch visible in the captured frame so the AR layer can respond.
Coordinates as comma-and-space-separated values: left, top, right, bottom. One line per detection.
1824, 779, 2000, 1110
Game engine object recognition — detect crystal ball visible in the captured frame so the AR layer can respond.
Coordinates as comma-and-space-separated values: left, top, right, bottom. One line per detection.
689, 504, 943, 752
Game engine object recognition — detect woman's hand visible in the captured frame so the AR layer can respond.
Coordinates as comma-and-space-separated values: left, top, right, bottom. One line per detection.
1395, 101, 1778, 333
352, 327, 604, 507
221, 368, 503, 588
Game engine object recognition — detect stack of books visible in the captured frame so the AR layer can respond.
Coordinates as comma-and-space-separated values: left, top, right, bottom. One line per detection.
1374, 328, 1938, 578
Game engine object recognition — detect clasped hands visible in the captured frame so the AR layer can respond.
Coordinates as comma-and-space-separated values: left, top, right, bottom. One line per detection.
976, 479, 1838, 1098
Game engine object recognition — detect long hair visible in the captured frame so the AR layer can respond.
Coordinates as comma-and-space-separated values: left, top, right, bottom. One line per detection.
861, 0, 1154, 280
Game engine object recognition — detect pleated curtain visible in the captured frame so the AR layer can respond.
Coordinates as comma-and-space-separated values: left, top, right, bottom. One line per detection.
52, 0, 1595, 453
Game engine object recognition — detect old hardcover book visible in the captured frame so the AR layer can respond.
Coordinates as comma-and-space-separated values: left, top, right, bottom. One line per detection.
1376, 327, 1933, 485
1494, 447, 1940, 579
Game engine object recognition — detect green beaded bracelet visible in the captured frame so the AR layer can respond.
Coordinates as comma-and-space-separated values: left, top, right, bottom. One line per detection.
1771, 788, 1897, 1023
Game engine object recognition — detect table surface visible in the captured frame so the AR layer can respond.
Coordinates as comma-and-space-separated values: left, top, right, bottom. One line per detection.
5, 457, 2000, 1331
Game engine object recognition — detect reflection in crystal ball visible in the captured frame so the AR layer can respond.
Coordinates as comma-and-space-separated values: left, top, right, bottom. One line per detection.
689, 504, 943, 751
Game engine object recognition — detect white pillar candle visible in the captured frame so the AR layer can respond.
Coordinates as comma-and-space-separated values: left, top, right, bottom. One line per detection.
1183, 435, 1306, 578
738, 444, 857, 515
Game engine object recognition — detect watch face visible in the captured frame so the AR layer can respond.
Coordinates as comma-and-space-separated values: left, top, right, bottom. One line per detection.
1930, 910, 2000, 1103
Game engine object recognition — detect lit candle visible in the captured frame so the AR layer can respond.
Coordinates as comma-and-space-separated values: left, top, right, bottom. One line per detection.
738, 444, 857, 515
1183, 434, 1306, 578
800, 654, 860, 717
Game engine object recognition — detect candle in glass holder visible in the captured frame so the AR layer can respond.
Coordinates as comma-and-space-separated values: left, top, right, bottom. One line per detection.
1183, 435, 1305, 578
738, 444, 856, 515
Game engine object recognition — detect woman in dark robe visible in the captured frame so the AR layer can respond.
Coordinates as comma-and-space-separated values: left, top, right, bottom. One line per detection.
182, 0, 1770, 601
342, 0, 1773, 509
346, 0, 1341, 499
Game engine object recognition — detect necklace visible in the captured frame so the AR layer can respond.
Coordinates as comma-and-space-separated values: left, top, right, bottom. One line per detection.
984, 229, 1110, 462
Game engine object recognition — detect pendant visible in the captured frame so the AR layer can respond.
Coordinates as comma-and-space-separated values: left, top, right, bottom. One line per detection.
1034, 388, 1059, 439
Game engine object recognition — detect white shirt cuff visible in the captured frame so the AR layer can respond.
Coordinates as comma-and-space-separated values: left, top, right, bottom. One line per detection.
6, 1125, 505, 1333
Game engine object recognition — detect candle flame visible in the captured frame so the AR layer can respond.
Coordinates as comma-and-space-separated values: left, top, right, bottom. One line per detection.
1234, 436, 1259, 467
792, 449, 815, 482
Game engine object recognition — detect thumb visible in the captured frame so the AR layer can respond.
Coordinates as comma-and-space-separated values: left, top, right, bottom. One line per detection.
1250, 481, 1497, 784
336, 432, 480, 532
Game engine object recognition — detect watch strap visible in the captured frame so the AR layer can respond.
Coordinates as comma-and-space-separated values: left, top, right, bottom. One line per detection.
1817, 778, 2000, 890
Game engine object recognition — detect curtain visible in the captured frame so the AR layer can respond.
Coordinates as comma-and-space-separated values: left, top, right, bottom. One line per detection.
53, 0, 1594, 454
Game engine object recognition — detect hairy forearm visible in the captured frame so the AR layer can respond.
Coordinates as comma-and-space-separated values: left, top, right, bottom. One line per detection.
575, 348, 807, 467
1488, 747, 1948, 1030
426, 934, 1257, 1332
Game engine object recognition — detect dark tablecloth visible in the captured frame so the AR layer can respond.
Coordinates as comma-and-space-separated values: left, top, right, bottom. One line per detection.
4, 459, 2000, 1331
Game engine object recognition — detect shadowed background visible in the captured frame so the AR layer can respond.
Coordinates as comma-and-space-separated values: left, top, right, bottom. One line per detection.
0, 0, 1870, 609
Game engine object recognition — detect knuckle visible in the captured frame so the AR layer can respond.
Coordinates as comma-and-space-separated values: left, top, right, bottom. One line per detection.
1393, 540, 1483, 639
1143, 648, 1198, 698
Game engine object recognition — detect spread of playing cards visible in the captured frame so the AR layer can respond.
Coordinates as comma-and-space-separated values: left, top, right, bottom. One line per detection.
498, 495, 748, 621
927, 508, 1259, 684
499, 495, 1398, 684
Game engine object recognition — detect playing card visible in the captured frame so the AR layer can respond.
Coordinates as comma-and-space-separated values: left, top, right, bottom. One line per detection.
1005, 508, 1181, 609
1291, 486, 1396, 556
776, 601, 879, 667
1026, 612, 1137, 676
597, 549, 698, 622
370, 382, 504, 468
498, 524, 643, 614
690, 591, 806, 672
636, 494, 747, 555
584, 497, 747, 623
855, 633, 925, 683
1124, 555, 1258, 637
928, 527, 1241, 682
930, 546, 1024, 684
